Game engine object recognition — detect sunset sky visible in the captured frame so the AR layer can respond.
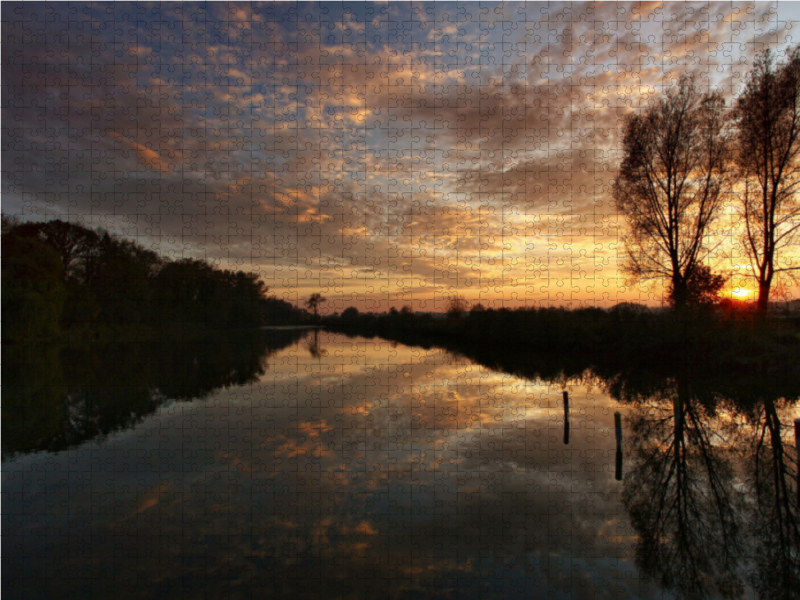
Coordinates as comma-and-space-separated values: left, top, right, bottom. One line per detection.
4, 1, 800, 313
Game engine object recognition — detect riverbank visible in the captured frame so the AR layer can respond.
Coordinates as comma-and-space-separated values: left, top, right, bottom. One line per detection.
323, 307, 800, 385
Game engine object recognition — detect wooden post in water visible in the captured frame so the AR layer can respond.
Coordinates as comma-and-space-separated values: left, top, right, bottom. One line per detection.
795, 419, 800, 507
615, 411, 623, 481
563, 391, 570, 445
795, 419, 800, 466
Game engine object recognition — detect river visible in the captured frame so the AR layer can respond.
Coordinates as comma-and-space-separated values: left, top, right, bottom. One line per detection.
3, 329, 799, 599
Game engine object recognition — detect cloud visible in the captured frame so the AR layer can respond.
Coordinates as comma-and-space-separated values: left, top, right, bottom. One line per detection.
2, 2, 796, 309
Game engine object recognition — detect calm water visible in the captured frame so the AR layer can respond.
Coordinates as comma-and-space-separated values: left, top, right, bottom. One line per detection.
3, 329, 799, 599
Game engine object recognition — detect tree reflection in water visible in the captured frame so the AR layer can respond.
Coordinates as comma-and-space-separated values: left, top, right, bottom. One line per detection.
2, 327, 306, 458
607, 371, 800, 600
742, 396, 800, 600
306, 328, 328, 359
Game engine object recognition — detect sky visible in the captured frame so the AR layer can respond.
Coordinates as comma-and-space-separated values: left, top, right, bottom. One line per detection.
3, 1, 800, 313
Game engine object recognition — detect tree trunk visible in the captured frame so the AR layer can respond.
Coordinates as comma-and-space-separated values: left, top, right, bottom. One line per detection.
672, 274, 688, 312
757, 280, 771, 313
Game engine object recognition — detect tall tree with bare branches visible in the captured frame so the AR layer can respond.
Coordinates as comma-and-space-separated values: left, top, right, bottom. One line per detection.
734, 46, 800, 313
613, 75, 730, 311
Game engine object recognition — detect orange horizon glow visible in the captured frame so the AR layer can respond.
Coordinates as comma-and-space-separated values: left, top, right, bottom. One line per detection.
730, 288, 754, 299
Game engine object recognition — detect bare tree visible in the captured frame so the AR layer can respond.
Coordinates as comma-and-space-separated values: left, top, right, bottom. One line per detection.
613, 76, 730, 311
734, 46, 800, 312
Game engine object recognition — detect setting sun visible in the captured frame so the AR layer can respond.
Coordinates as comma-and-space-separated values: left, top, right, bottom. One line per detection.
731, 288, 754, 299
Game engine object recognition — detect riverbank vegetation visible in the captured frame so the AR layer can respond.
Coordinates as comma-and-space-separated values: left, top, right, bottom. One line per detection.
324, 299, 800, 385
2, 216, 308, 343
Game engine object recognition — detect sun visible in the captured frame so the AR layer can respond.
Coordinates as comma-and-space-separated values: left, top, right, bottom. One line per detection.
731, 288, 753, 299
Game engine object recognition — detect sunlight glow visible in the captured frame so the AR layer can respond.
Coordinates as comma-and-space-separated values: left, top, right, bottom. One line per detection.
731, 288, 753, 298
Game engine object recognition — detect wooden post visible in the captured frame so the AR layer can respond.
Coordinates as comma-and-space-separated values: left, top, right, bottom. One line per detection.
795, 419, 800, 507
615, 411, 623, 481
563, 391, 569, 445
795, 419, 800, 467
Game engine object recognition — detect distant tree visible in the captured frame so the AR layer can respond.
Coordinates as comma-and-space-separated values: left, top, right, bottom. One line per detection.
470, 302, 486, 313
613, 75, 730, 311
400, 305, 413, 316
341, 306, 359, 321
446, 294, 468, 319
4, 216, 282, 336
1, 212, 19, 235
229, 270, 269, 327
666, 264, 727, 308
89, 233, 162, 326
13, 219, 101, 284
734, 46, 800, 313
306, 293, 326, 321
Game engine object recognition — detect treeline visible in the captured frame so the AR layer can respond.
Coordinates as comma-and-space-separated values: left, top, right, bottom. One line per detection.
2, 216, 306, 342
325, 302, 800, 378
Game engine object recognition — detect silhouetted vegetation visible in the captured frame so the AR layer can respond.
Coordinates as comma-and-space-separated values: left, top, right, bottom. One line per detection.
305, 292, 326, 322
613, 75, 730, 313
666, 264, 727, 308
2, 216, 308, 343
734, 46, 800, 313
324, 302, 800, 382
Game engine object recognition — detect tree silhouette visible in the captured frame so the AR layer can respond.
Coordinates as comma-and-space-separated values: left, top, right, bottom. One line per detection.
734, 46, 800, 313
446, 294, 467, 319
3, 217, 284, 338
341, 306, 359, 322
13, 219, 101, 284
613, 75, 730, 312
666, 264, 727, 308
306, 293, 326, 321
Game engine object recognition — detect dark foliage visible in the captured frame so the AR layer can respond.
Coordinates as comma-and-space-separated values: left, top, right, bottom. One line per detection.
325, 303, 800, 382
666, 264, 727, 308
2, 217, 306, 342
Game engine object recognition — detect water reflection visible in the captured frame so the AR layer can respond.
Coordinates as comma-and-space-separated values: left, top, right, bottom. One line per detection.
620, 384, 743, 599
3, 331, 799, 599
743, 397, 800, 600
603, 371, 800, 600
2, 328, 306, 457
